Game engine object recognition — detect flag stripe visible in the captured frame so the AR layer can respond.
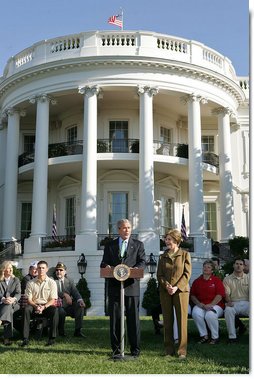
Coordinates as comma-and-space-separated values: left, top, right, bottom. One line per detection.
52, 204, 58, 241
181, 208, 187, 240
108, 15, 123, 28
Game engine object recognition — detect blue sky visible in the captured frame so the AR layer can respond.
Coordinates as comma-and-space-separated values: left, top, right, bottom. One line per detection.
0, 0, 249, 76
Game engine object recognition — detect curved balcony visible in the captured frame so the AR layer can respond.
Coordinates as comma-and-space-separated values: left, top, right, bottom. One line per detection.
18, 139, 219, 169
2, 30, 237, 80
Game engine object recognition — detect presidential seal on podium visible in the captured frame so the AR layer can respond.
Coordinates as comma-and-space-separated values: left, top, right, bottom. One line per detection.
113, 264, 131, 281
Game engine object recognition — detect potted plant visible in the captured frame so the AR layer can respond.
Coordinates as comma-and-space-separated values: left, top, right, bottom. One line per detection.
76, 277, 91, 314
142, 277, 160, 315
176, 143, 188, 158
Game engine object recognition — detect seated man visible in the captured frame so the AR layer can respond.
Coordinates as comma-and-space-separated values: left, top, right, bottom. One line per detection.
223, 257, 249, 344
53, 262, 86, 337
20, 260, 58, 347
21, 261, 38, 294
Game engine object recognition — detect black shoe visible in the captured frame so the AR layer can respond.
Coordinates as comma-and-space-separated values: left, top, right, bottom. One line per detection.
46, 338, 55, 346
131, 351, 140, 358
3, 338, 12, 346
74, 330, 85, 337
228, 338, 238, 344
20, 339, 29, 347
238, 324, 247, 335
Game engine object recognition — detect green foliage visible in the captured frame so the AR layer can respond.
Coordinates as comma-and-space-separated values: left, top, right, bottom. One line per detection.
228, 236, 249, 258
12, 265, 23, 280
76, 277, 91, 309
142, 277, 160, 311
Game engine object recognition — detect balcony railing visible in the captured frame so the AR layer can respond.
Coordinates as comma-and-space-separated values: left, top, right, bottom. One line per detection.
41, 235, 75, 252
18, 140, 219, 168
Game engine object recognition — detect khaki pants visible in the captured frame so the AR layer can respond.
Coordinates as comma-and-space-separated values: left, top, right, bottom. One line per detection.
160, 289, 189, 356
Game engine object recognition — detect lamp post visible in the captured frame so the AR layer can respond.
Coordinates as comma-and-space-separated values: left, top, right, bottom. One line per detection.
146, 253, 157, 278
77, 253, 87, 279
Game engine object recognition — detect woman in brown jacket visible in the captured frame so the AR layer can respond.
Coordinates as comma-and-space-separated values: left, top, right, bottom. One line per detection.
157, 229, 192, 359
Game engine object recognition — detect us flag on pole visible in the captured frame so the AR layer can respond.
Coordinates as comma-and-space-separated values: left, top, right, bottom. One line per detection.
181, 207, 188, 241
52, 204, 58, 241
108, 14, 123, 28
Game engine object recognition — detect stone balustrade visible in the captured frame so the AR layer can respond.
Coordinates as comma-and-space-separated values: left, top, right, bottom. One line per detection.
1, 30, 238, 81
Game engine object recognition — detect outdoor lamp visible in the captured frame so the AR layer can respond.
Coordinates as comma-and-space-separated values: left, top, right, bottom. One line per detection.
77, 253, 87, 278
146, 253, 157, 277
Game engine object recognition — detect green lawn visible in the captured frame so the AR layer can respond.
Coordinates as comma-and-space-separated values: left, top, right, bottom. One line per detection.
0, 317, 249, 374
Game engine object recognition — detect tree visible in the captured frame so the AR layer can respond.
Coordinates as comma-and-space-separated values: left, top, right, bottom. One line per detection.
76, 277, 91, 310
142, 277, 160, 314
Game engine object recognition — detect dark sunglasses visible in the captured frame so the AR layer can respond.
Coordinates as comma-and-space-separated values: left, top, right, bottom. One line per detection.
56, 269, 64, 271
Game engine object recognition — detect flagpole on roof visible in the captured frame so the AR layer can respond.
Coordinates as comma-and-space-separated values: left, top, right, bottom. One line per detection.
120, 7, 124, 30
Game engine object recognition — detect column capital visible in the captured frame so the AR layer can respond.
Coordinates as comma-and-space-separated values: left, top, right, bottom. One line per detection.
137, 85, 159, 97
181, 93, 208, 105
29, 94, 57, 105
212, 106, 234, 117
78, 85, 100, 97
4, 107, 26, 117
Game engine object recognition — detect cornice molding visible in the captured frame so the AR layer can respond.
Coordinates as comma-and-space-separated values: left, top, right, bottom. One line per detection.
0, 58, 245, 105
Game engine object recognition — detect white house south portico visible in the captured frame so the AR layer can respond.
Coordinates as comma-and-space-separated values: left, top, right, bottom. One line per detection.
0, 30, 249, 315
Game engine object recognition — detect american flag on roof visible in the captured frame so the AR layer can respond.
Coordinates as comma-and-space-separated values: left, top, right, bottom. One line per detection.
108, 14, 123, 29
181, 207, 188, 241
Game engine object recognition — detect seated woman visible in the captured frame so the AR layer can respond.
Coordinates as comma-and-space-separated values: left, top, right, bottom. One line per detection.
190, 259, 225, 344
0, 260, 21, 345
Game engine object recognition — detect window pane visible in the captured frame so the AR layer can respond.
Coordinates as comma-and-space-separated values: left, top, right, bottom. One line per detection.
21, 202, 32, 240
67, 125, 77, 143
109, 121, 128, 152
24, 135, 35, 153
201, 136, 214, 153
160, 127, 172, 143
204, 203, 217, 240
108, 192, 128, 234
160, 197, 173, 235
65, 197, 76, 235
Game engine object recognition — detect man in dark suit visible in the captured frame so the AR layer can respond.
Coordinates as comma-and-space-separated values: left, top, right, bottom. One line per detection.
54, 262, 86, 337
100, 219, 146, 358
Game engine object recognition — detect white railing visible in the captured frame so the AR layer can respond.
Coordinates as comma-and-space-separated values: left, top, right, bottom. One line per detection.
2, 30, 239, 80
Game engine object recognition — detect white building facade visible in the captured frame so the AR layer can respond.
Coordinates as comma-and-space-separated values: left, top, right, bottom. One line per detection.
0, 30, 249, 315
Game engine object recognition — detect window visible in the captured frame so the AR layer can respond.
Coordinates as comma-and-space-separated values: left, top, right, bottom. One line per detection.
108, 192, 128, 234
160, 197, 173, 235
67, 125, 77, 143
201, 136, 214, 153
65, 197, 76, 235
160, 127, 172, 143
204, 203, 217, 240
109, 121, 128, 152
20, 202, 32, 240
24, 135, 35, 153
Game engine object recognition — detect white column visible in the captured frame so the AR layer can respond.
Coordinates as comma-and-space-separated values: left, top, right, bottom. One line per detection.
2, 108, 24, 241
216, 107, 235, 242
25, 95, 51, 252
186, 94, 210, 255
137, 85, 159, 253
76, 85, 99, 252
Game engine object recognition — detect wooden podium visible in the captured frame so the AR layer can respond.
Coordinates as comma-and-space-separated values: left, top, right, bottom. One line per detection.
100, 265, 144, 360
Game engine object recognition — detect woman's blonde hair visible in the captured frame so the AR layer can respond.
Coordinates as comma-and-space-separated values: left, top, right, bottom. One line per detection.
165, 229, 182, 245
0, 260, 14, 281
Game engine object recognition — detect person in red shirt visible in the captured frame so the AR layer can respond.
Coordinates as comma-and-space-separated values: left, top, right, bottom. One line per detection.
190, 259, 225, 344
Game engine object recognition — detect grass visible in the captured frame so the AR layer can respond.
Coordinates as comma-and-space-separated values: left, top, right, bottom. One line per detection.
0, 317, 249, 374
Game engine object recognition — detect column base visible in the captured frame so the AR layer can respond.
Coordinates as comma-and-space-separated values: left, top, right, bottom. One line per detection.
24, 236, 42, 254
75, 233, 97, 252
138, 231, 160, 253
191, 235, 212, 257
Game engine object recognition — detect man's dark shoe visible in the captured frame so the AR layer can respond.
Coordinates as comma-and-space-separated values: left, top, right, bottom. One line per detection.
45, 338, 55, 346
238, 324, 247, 335
228, 338, 238, 344
74, 330, 85, 337
20, 339, 29, 347
131, 351, 140, 358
